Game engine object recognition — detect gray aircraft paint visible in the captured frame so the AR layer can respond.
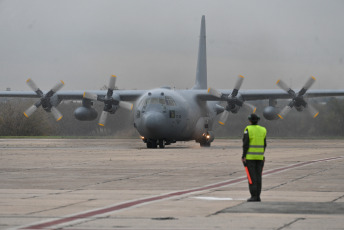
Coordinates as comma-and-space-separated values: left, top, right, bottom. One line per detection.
192, 15, 207, 90
134, 88, 217, 143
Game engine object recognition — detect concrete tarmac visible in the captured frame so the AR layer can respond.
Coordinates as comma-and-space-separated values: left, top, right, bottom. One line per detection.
0, 138, 343, 230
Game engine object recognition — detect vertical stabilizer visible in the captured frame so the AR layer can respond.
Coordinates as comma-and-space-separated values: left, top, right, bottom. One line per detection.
192, 15, 207, 89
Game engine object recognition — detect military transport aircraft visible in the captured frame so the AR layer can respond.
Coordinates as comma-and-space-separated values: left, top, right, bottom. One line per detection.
1, 16, 344, 148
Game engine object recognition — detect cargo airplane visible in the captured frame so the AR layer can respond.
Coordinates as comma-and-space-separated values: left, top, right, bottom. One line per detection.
1, 16, 344, 148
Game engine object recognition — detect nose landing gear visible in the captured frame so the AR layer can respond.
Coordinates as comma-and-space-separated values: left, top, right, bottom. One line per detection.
198, 131, 214, 147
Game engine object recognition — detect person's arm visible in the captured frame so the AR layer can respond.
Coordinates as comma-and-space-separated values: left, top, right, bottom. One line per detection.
263, 137, 266, 162
264, 137, 267, 150
242, 129, 249, 161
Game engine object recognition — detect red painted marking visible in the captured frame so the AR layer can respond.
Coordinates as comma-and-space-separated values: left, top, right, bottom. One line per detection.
22, 156, 342, 230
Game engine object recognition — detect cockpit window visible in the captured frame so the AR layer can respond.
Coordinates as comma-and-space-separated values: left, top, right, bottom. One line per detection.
165, 96, 176, 106
144, 97, 166, 106
143, 96, 176, 106
159, 98, 166, 105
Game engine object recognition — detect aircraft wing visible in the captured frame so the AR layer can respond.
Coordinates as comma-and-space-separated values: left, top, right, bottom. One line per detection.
0, 90, 146, 101
196, 89, 344, 101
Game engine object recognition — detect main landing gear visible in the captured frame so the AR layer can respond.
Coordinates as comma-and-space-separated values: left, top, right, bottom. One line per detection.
146, 139, 165, 148
144, 138, 174, 149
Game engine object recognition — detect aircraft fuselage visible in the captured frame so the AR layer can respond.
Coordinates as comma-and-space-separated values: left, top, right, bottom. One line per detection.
134, 88, 217, 147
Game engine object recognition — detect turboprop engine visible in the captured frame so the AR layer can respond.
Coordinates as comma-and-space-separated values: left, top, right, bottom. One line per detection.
74, 98, 98, 121
263, 106, 279, 120
74, 106, 98, 121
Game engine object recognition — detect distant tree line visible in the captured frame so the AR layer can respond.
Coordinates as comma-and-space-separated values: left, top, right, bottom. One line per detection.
0, 97, 343, 138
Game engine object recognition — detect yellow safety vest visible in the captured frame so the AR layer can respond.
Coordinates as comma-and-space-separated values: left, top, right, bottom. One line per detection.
245, 125, 267, 160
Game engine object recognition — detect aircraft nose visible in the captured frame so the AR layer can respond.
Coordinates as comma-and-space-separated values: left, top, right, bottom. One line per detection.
143, 112, 165, 134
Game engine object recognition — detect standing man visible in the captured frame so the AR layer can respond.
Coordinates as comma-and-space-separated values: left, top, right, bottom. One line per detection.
242, 113, 267, 202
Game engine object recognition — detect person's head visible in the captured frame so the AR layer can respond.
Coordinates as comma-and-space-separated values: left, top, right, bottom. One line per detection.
248, 113, 260, 125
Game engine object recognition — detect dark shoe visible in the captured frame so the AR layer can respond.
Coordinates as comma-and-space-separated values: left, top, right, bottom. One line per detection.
247, 197, 259, 202
257, 197, 261, 202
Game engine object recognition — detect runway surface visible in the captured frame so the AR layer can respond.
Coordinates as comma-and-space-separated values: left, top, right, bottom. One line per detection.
0, 138, 343, 229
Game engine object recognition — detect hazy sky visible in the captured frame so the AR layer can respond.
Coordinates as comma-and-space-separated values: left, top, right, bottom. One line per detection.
0, 0, 343, 91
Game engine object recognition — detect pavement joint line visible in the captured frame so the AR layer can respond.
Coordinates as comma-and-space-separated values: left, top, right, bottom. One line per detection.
275, 217, 306, 230
16, 156, 343, 230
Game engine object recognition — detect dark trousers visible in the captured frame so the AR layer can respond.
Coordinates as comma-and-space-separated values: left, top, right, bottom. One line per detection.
246, 160, 264, 198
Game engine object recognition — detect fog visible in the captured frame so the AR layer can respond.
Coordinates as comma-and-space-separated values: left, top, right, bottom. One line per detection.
0, 0, 343, 91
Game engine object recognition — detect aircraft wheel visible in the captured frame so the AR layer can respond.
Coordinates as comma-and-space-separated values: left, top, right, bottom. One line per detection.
159, 140, 165, 148
200, 142, 211, 147
147, 139, 157, 148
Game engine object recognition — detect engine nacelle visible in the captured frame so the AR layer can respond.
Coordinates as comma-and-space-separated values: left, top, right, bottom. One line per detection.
263, 106, 279, 120
74, 106, 98, 121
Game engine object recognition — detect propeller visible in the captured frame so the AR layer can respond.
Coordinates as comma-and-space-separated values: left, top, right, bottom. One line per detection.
276, 76, 319, 119
23, 78, 64, 121
208, 75, 256, 125
83, 75, 133, 126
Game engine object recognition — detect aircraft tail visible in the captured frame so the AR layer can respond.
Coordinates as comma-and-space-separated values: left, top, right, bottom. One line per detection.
192, 15, 207, 90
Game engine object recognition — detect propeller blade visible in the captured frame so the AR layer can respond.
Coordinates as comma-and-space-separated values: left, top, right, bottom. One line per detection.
26, 78, 43, 97
23, 105, 38, 118
298, 76, 316, 96
218, 110, 229, 125
277, 106, 292, 119
119, 101, 133, 111
304, 76, 316, 90
207, 87, 222, 98
83, 92, 98, 101
51, 80, 65, 93
276, 79, 291, 93
98, 111, 109, 126
26, 78, 39, 92
276, 79, 296, 97
108, 75, 117, 90
306, 103, 319, 118
232, 75, 244, 97
243, 102, 257, 113
51, 107, 63, 121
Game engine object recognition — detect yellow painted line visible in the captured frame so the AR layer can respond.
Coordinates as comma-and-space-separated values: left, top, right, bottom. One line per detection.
253, 108, 257, 113
207, 88, 211, 93
23, 112, 29, 118
277, 114, 283, 119
98, 123, 105, 127
61, 80, 65, 85
57, 116, 63, 121
26, 78, 31, 83
130, 104, 134, 110
311, 76, 316, 81
276, 80, 280, 84
218, 121, 225, 125
83, 92, 86, 98
313, 112, 319, 118
111, 75, 117, 78
239, 75, 244, 78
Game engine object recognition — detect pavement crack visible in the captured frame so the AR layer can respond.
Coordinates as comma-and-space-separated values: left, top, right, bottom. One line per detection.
275, 217, 305, 230
207, 202, 245, 217
73, 162, 228, 190
332, 194, 344, 202
26, 199, 96, 215
265, 166, 335, 191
